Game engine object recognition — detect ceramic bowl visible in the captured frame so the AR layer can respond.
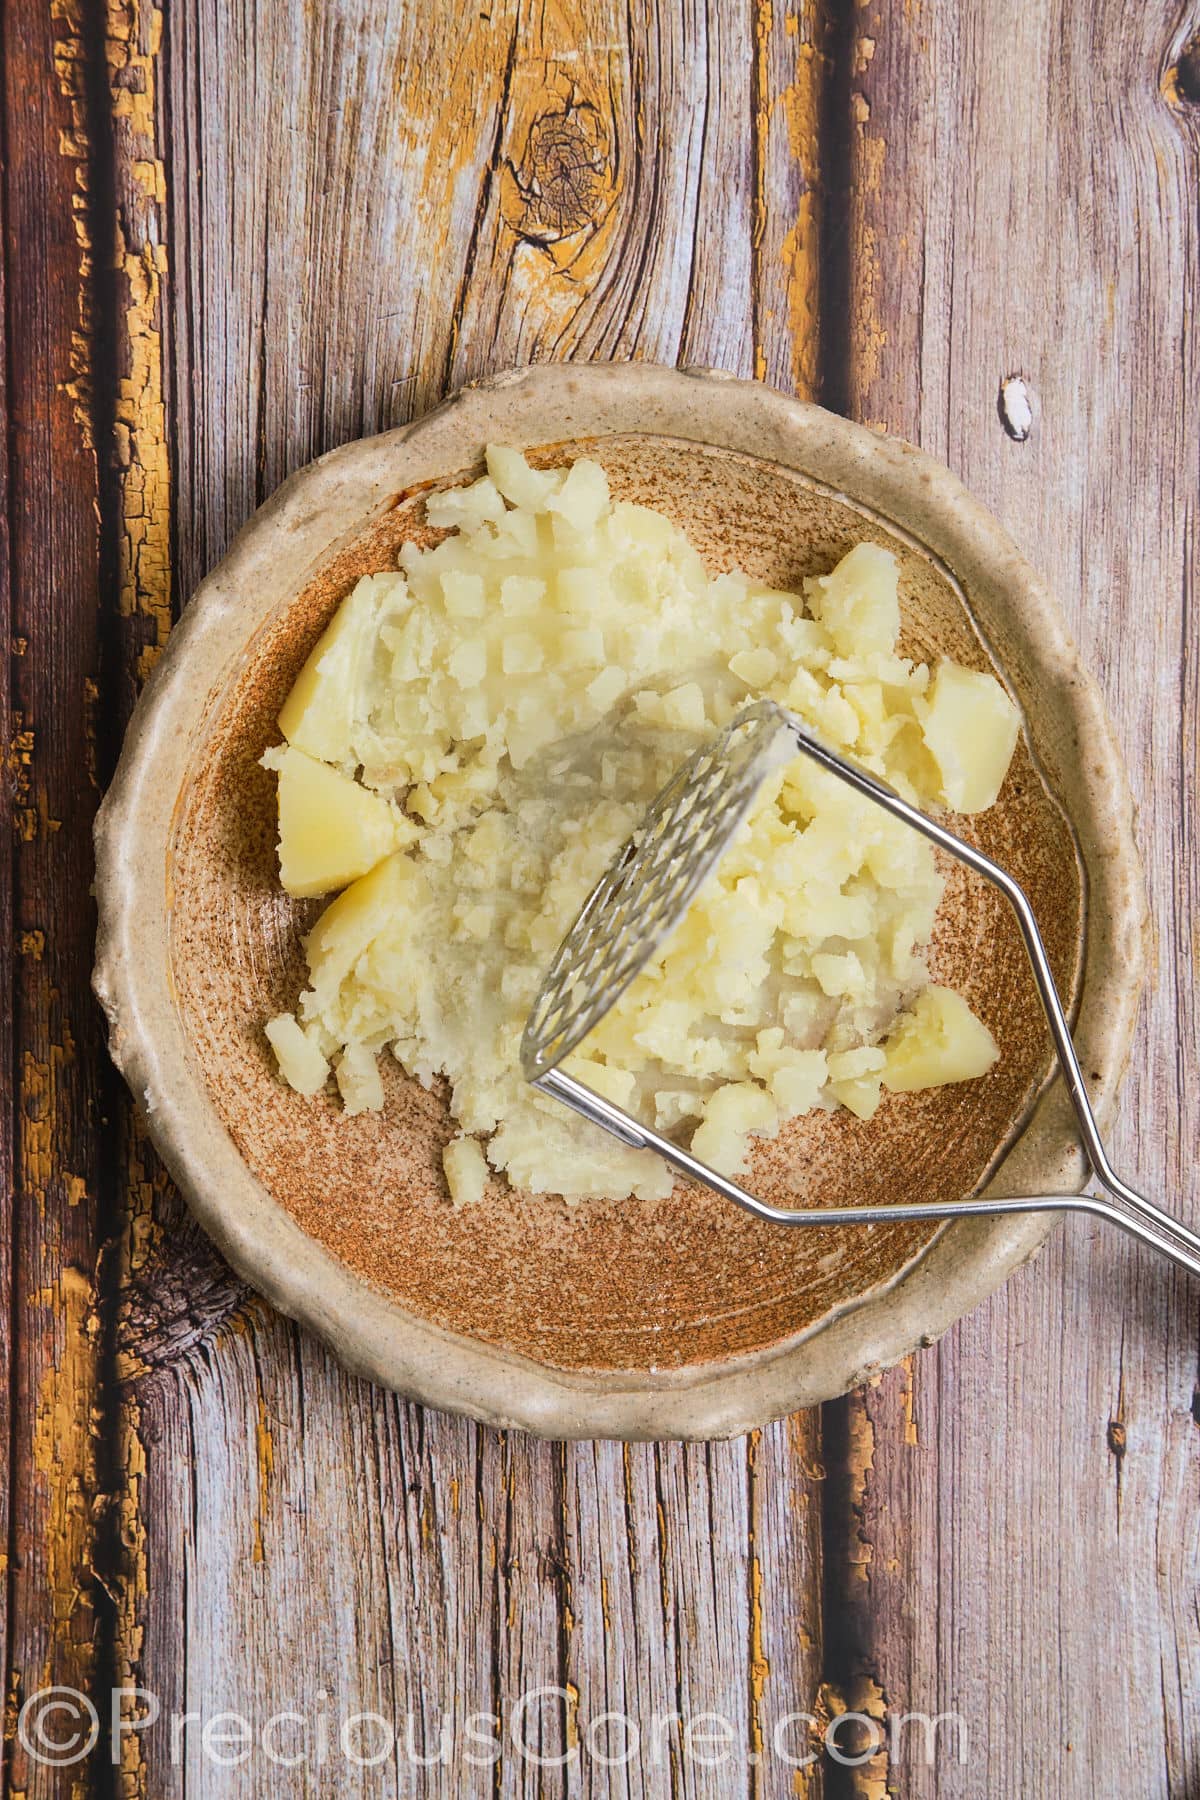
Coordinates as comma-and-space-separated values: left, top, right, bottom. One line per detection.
93, 364, 1146, 1439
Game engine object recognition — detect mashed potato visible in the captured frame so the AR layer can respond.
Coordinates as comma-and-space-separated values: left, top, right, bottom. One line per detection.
263, 447, 1019, 1201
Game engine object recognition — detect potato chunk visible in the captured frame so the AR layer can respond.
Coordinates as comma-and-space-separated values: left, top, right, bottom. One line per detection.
278, 573, 403, 762
917, 662, 1021, 812
335, 1043, 384, 1115
443, 1134, 488, 1207
883, 985, 999, 1092
486, 443, 559, 510
547, 458, 609, 532
264, 744, 410, 897
304, 852, 418, 998
827, 1046, 886, 1121
265, 1012, 329, 1096
807, 542, 900, 657
691, 1083, 778, 1177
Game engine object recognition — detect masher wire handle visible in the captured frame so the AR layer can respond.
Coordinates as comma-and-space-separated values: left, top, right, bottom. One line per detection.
535, 1066, 1200, 1279
785, 718, 1200, 1274
532, 719, 1200, 1281
536, 1065, 1200, 1281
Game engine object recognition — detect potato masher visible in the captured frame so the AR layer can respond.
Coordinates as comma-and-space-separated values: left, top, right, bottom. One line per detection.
521, 699, 1200, 1278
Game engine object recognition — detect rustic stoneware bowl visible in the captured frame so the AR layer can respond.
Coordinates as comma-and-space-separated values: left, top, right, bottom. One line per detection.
93, 364, 1146, 1439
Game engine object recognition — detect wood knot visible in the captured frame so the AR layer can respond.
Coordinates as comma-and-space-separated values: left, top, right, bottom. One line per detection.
1165, 37, 1200, 106
118, 1224, 253, 1382
506, 99, 609, 244
1178, 38, 1200, 102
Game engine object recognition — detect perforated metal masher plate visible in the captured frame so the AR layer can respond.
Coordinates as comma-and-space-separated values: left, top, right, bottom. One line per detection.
520, 700, 797, 1079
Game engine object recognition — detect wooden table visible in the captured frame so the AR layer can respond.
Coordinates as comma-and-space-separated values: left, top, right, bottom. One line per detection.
4, 0, 1198, 1793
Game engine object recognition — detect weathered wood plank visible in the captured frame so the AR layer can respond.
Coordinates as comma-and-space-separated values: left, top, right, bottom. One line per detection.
562, 1429, 824, 1798
0, 58, 13, 1800
446, 0, 759, 380
97, 11, 187, 1800
131, 3, 833, 1796
0, 22, 14, 1763
750, 0, 827, 400
829, 0, 1200, 1792
1, 4, 111, 1794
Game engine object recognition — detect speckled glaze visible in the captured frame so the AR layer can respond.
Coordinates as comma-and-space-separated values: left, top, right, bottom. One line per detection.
93, 365, 1146, 1439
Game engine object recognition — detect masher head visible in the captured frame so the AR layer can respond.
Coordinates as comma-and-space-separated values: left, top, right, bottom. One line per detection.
520, 699, 797, 1079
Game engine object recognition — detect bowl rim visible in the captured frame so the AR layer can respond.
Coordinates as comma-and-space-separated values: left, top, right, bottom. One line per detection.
93, 362, 1147, 1439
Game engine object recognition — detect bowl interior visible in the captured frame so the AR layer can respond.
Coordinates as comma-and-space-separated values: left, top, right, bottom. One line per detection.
169, 435, 1082, 1376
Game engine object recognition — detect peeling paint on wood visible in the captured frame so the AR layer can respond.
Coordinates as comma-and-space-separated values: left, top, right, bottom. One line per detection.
107, 0, 171, 679
50, 0, 97, 455
752, 0, 826, 398
3, 0, 114, 1788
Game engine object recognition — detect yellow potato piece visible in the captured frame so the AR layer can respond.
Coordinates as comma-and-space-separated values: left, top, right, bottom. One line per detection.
917, 662, 1021, 813
807, 542, 899, 657
827, 1045, 887, 1121
443, 1134, 489, 1206
278, 573, 402, 762
264, 1013, 329, 1096
691, 1083, 778, 1177
486, 443, 559, 510
883, 985, 999, 1092
266, 744, 410, 898
335, 1043, 384, 1115
304, 851, 416, 996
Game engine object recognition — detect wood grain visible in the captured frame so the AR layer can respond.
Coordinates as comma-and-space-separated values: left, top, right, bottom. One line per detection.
131, 3, 829, 1796
828, 0, 1200, 1793
1, 3, 113, 1795
2, 0, 1197, 1794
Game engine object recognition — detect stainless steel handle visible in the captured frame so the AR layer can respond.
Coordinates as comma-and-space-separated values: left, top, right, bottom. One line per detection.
535, 1067, 1200, 1279
785, 718, 1200, 1279
533, 717, 1200, 1282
